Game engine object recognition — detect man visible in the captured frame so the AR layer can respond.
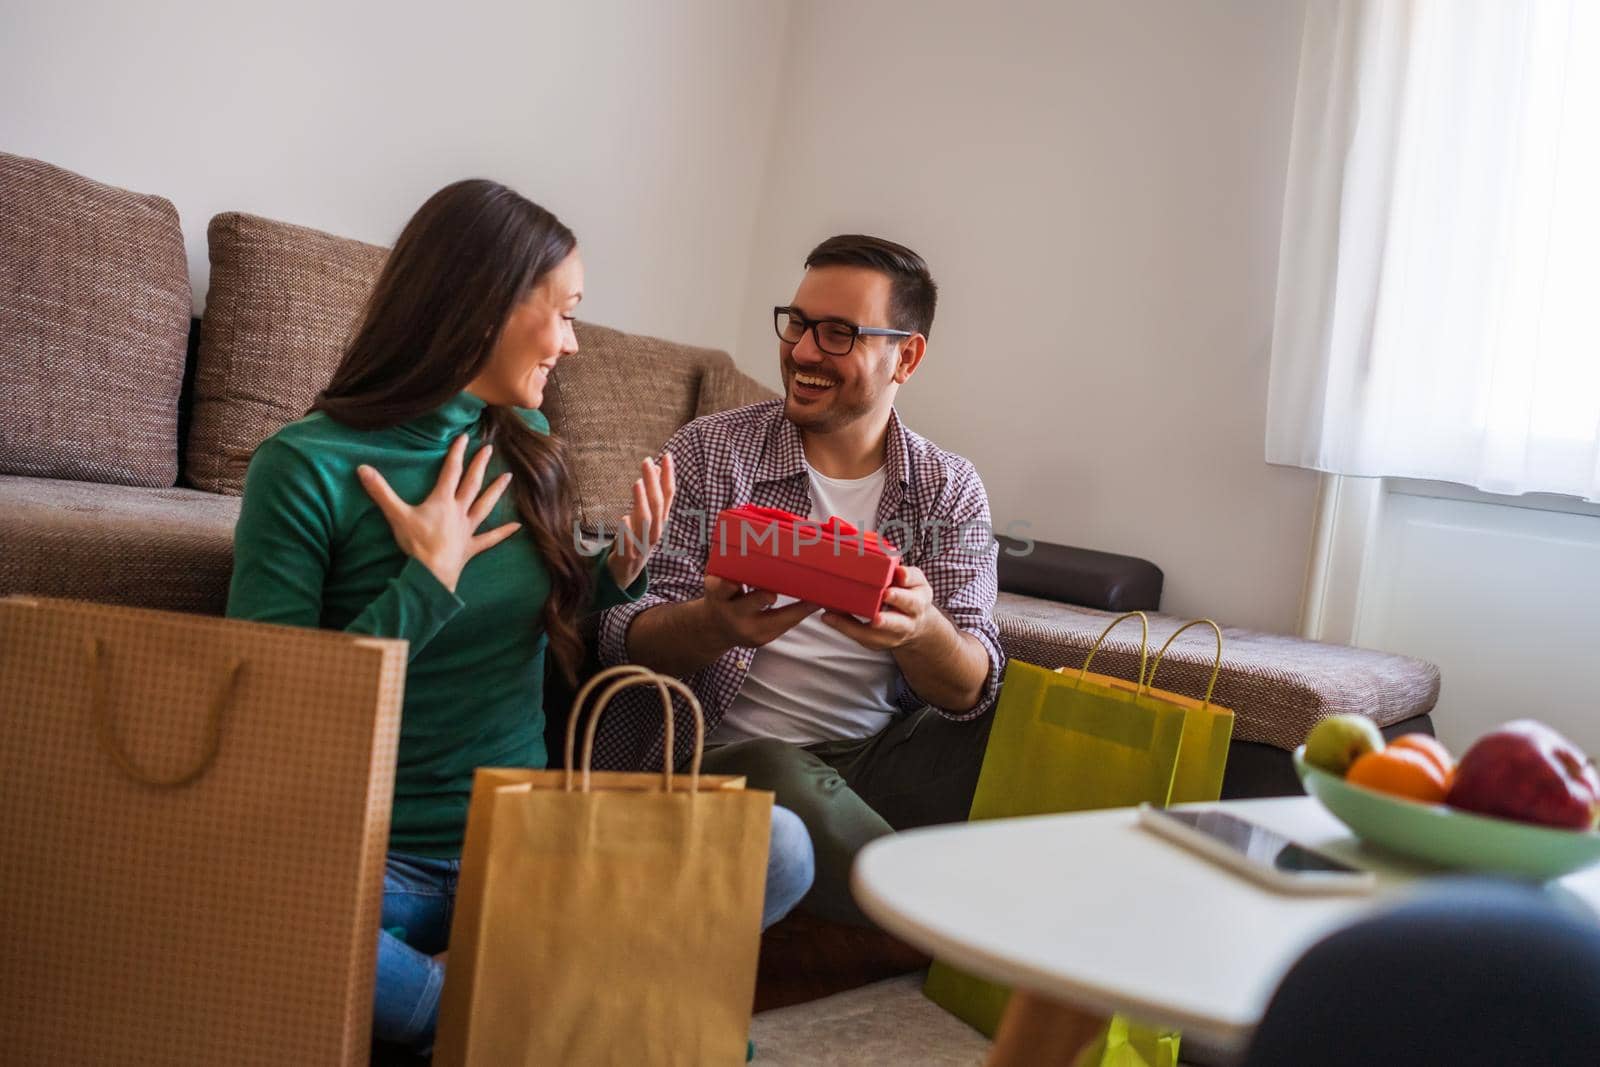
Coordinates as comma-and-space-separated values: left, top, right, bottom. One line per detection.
594, 235, 1002, 925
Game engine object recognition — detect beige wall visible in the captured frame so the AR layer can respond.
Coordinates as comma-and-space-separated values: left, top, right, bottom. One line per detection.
735, 0, 1319, 632
0, 0, 790, 356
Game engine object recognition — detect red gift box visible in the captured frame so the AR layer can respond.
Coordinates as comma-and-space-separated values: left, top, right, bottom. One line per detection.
706, 505, 900, 618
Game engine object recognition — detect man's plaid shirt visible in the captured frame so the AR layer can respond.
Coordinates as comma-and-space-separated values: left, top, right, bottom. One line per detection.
591, 399, 1003, 773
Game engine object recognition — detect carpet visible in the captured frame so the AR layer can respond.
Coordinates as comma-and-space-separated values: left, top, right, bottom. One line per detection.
748, 971, 990, 1065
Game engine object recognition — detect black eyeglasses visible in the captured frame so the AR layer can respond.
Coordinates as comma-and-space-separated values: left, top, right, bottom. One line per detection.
773, 306, 912, 357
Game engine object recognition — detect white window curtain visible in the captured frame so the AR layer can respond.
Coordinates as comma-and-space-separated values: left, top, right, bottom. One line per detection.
1267, 0, 1600, 501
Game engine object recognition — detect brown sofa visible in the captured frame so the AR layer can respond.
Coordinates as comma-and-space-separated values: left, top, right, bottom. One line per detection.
0, 150, 1440, 794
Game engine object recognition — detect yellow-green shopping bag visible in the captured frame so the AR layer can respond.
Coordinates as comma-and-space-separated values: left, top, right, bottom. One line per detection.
1076, 618, 1235, 805
1072, 1014, 1181, 1067
923, 613, 1233, 1067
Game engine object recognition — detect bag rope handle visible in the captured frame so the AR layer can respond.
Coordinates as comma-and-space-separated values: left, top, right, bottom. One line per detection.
1141, 619, 1225, 709
565, 665, 654, 787
85, 637, 245, 789
1076, 611, 1151, 689
563, 664, 707, 794
580, 674, 705, 795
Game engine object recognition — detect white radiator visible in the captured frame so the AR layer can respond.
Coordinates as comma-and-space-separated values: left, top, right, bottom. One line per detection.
1353, 483, 1600, 756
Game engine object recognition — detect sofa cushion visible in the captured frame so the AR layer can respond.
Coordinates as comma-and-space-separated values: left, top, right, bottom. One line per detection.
0, 153, 191, 488
182, 211, 774, 520
696, 356, 779, 420
544, 321, 770, 531
0, 474, 239, 616
994, 591, 1441, 751
185, 211, 387, 495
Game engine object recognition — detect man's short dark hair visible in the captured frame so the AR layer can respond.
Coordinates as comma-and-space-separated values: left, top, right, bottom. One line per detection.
804, 234, 938, 338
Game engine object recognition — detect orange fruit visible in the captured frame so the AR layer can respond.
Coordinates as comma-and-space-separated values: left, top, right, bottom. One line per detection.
1346, 748, 1450, 804
1388, 734, 1455, 779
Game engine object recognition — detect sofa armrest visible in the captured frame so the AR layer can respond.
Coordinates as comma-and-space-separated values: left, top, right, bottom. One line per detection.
995, 536, 1163, 612
992, 592, 1442, 750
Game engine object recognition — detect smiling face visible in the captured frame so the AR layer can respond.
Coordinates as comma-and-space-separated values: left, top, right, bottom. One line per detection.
468, 248, 584, 409
780, 265, 917, 434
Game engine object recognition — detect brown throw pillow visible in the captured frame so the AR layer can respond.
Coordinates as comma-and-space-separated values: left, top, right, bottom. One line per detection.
545, 322, 737, 532
184, 212, 387, 495
696, 356, 779, 420
0, 153, 191, 487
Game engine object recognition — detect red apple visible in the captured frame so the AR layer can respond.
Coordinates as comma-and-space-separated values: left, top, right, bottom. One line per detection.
1446, 721, 1600, 830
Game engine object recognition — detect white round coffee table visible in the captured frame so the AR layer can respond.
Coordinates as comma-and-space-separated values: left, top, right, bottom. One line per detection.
852, 796, 1600, 1062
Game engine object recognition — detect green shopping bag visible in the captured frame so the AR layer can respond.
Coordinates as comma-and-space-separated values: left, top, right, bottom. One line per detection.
1083, 618, 1234, 805
967, 657, 1186, 823
924, 613, 1233, 1065
1071, 1014, 1181, 1067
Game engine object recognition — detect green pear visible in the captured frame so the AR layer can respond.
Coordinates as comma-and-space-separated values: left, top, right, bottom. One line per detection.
1305, 714, 1385, 776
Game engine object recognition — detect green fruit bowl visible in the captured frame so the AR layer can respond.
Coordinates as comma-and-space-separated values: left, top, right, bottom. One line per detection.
1294, 746, 1600, 881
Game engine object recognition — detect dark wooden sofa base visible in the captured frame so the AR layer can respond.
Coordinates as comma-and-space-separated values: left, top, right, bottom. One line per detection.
1221, 712, 1437, 799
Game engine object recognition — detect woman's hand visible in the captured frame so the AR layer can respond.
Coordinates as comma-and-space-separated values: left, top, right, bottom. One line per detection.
357, 434, 520, 593
607, 453, 675, 590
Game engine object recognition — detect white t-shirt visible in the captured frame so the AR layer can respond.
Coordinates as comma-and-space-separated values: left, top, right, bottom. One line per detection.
709, 464, 902, 745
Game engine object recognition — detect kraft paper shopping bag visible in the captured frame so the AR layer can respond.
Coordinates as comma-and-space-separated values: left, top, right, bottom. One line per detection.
0, 596, 405, 1065
434, 665, 773, 1066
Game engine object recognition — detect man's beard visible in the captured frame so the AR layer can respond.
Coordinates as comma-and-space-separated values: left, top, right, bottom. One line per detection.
782, 358, 887, 432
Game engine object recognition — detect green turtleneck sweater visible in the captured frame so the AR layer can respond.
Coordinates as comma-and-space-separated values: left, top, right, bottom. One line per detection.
225, 391, 645, 857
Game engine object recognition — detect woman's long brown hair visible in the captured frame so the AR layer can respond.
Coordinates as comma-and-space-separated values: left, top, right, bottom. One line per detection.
314, 179, 590, 684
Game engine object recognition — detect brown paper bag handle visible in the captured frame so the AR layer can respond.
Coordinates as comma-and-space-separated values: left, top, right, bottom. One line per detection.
1076, 610, 1150, 688
565, 665, 656, 781
1142, 619, 1225, 709
563, 664, 707, 793
580, 674, 705, 794
84, 636, 246, 788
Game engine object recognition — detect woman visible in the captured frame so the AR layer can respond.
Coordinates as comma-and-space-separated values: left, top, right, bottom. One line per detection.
225, 179, 814, 1053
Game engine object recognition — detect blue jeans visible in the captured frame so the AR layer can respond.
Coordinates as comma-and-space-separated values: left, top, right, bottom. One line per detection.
373, 805, 814, 1050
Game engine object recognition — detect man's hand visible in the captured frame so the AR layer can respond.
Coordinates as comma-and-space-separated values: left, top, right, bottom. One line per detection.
819, 564, 938, 651
702, 573, 820, 648
821, 563, 990, 711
